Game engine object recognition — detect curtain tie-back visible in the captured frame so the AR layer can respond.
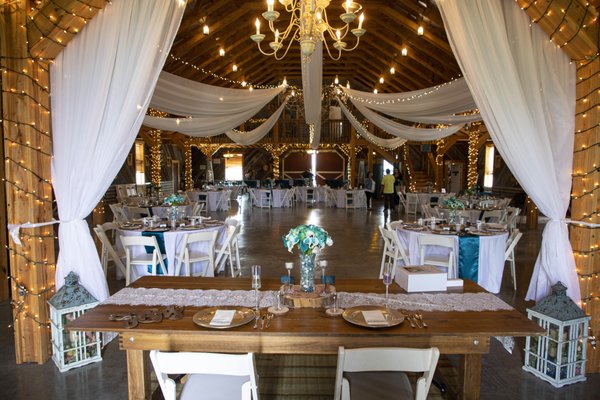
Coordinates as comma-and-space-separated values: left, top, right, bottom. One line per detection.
546, 218, 599, 228
8, 219, 82, 246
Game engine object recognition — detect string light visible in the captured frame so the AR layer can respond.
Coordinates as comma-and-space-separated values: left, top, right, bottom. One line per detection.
148, 130, 162, 187
403, 144, 416, 192
467, 128, 480, 187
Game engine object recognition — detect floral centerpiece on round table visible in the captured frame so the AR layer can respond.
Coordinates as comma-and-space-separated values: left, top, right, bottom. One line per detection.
164, 194, 186, 227
442, 196, 465, 224
283, 224, 333, 292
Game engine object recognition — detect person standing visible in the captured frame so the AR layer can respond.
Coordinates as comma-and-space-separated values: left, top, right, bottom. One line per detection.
364, 172, 375, 210
381, 169, 395, 211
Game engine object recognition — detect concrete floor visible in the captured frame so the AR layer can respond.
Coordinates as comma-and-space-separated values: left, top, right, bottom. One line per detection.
1, 196, 599, 399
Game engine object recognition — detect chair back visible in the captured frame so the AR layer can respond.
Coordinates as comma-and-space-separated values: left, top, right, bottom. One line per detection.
386, 220, 403, 231
418, 234, 455, 277
150, 350, 259, 400
191, 202, 205, 217
405, 193, 419, 217
119, 234, 167, 280
505, 229, 523, 260
482, 209, 507, 224
125, 206, 151, 219
334, 346, 440, 400
93, 223, 126, 277
385, 227, 410, 268
109, 203, 128, 223
420, 204, 433, 219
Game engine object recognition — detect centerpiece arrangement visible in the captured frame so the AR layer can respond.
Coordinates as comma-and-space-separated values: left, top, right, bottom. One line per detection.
442, 196, 465, 224
283, 224, 333, 293
164, 194, 186, 228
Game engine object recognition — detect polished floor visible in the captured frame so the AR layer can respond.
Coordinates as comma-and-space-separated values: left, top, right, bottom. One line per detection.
1, 196, 599, 399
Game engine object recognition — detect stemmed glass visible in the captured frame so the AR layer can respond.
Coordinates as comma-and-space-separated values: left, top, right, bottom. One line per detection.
319, 260, 328, 295
285, 262, 294, 293
251, 265, 261, 312
382, 262, 393, 307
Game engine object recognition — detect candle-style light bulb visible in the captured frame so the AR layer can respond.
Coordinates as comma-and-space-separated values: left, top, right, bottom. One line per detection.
336, 29, 341, 40
345, 0, 352, 12
203, 24, 209, 35
379, 76, 384, 84
358, 13, 364, 29
334, 75, 339, 84
267, 0, 274, 12
346, 81, 350, 89
275, 29, 280, 43
390, 67, 395, 74
417, 25, 424, 36
255, 18, 261, 35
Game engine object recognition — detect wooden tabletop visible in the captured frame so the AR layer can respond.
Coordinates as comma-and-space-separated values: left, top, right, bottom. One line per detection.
69, 276, 543, 355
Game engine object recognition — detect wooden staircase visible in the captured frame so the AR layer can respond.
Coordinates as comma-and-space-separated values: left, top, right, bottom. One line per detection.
412, 170, 431, 191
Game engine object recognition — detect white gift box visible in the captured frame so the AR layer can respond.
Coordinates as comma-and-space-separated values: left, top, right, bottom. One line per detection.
395, 265, 447, 292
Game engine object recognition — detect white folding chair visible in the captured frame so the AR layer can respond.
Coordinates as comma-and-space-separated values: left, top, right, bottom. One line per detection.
191, 202, 205, 217
120, 235, 167, 285
150, 350, 259, 400
505, 229, 523, 290
109, 203, 129, 224
506, 207, 521, 232
386, 220, 403, 231
174, 230, 218, 277
125, 206, 151, 219
418, 234, 456, 279
93, 223, 126, 278
345, 191, 356, 209
215, 224, 242, 277
420, 204, 433, 219
405, 193, 419, 218
281, 188, 294, 208
379, 226, 410, 279
397, 192, 407, 211
257, 189, 272, 208
482, 209, 507, 224
306, 187, 315, 204
334, 346, 440, 400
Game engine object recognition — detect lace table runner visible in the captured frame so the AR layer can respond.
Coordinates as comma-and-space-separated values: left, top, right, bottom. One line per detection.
101, 287, 513, 312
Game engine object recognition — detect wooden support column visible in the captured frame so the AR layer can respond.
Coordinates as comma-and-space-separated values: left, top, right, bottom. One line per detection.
263, 143, 288, 180
184, 139, 193, 191
367, 144, 373, 174
1, 1, 55, 363
349, 126, 357, 187
434, 139, 446, 191
572, 58, 600, 372
148, 130, 162, 187
467, 128, 480, 188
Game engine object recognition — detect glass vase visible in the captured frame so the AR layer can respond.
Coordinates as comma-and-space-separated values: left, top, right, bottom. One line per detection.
299, 253, 316, 293
449, 209, 456, 224
170, 206, 178, 229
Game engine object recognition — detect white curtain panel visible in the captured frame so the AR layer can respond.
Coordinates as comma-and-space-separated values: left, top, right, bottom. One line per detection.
225, 98, 289, 145
50, 0, 184, 300
341, 79, 482, 124
337, 99, 406, 149
302, 41, 323, 149
437, 0, 578, 302
150, 71, 284, 116
351, 100, 465, 141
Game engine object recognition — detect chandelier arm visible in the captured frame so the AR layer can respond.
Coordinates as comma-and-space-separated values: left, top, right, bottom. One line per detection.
322, 9, 352, 37
322, 37, 342, 61
341, 37, 361, 52
256, 41, 278, 57
274, 33, 298, 61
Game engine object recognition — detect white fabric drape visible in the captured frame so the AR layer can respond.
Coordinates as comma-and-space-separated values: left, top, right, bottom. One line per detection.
150, 71, 284, 116
225, 98, 289, 145
352, 100, 465, 141
302, 42, 323, 149
341, 79, 482, 124
437, 0, 578, 302
50, 0, 184, 301
337, 99, 406, 149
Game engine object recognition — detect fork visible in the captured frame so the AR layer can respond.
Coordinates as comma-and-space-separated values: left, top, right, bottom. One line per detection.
266, 313, 273, 328
417, 313, 428, 328
410, 314, 423, 328
253, 313, 260, 329
406, 314, 416, 328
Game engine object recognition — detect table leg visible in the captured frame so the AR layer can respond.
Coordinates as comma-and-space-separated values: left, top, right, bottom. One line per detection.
127, 350, 151, 400
459, 353, 482, 400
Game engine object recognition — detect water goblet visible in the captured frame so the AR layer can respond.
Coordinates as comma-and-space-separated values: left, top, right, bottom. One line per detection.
382, 262, 393, 307
284, 262, 294, 293
251, 265, 261, 312
319, 260, 328, 295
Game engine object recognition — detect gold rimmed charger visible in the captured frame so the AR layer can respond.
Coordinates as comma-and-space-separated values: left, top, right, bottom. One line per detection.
192, 306, 255, 329
342, 305, 404, 328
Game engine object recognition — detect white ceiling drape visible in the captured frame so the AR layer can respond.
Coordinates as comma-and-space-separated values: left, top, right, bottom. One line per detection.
337, 99, 406, 149
225, 98, 289, 145
341, 79, 482, 124
50, 0, 184, 300
437, 0, 579, 302
302, 42, 323, 149
351, 100, 465, 141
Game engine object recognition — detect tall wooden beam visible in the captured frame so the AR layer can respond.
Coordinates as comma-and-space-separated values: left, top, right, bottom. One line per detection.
1, 0, 55, 364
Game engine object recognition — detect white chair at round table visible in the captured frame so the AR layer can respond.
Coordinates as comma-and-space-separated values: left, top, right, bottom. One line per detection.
418, 234, 456, 279
174, 230, 218, 277
93, 222, 126, 278
120, 235, 167, 285
379, 226, 410, 279
504, 229, 523, 290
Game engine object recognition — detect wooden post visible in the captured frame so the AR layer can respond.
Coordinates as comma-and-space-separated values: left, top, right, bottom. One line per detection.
572, 58, 600, 372
1, 1, 55, 363
467, 128, 480, 188
434, 139, 445, 191
367, 144, 373, 175
148, 130, 162, 187
0, 87, 7, 301
184, 139, 193, 191
349, 126, 357, 187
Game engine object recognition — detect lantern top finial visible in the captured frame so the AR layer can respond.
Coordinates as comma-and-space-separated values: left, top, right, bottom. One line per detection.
530, 282, 586, 322
48, 272, 98, 310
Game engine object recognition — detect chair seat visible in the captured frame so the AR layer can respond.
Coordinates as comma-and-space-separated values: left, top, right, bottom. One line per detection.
130, 253, 167, 264
423, 253, 451, 266
345, 371, 413, 400
180, 373, 251, 400
176, 251, 211, 263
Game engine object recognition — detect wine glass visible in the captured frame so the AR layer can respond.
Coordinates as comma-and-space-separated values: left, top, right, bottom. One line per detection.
319, 260, 328, 295
284, 262, 294, 293
382, 262, 393, 307
251, 265, 261, 312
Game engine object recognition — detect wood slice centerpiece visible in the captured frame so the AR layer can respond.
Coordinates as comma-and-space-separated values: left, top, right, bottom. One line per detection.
282, 284, 335, 308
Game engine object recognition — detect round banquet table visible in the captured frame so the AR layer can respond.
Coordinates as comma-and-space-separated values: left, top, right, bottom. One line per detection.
117, 223, 227, 280
150, 205, 193, 218
332, 189, 367, 208
396, 226, 508, 293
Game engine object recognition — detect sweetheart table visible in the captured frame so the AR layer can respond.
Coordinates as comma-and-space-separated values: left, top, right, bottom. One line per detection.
68, 277, 541, 400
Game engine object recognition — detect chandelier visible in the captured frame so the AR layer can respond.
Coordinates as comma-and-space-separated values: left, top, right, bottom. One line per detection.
250, 0, 366, 60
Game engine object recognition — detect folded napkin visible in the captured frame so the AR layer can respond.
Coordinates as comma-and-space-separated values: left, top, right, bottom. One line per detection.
362, 310, 388, 326
209, 310, 236, 326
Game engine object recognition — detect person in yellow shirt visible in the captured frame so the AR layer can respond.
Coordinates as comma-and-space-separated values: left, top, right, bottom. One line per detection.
381, 169, 395, 211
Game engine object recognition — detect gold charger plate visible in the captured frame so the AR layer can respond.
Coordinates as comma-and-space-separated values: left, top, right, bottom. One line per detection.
342, 305, 404, 328
192, 306, 256, 329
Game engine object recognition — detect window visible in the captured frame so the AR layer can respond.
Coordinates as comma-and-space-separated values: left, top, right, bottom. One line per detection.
224, 154, 243, 181
483, 144, 495, 189
383, 160, 394, 175
134, 140, 145, 185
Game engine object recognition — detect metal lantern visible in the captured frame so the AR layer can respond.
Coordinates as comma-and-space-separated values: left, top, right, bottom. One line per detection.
48, 272, 102, 372
523, 282, 590, 387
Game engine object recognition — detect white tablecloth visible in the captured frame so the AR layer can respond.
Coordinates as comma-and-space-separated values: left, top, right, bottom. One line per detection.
332, 189, 367, 208
396, 228, 508, 293
197, 191, 228, 212
117, 224, 227, 279
271, 189, 289, 208
150, 205, 193, 218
